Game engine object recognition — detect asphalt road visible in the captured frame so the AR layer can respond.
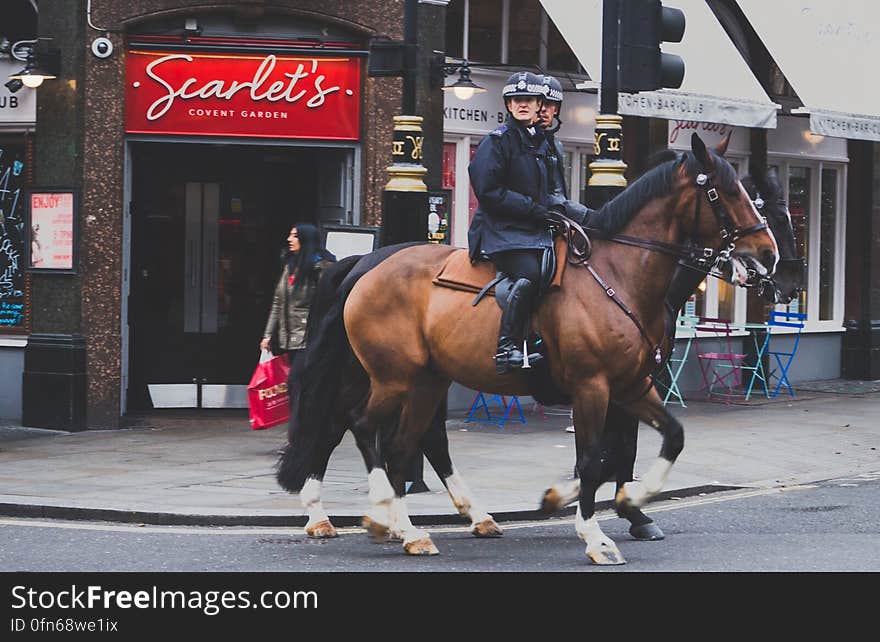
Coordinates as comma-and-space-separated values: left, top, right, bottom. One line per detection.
3, 473, 878, 573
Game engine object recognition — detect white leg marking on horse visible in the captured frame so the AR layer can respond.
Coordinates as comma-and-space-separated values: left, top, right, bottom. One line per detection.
445, 470, 493, 523
367, 468, 394, 504
390, 497, 430, 545
624, 457, 673, 507
388, 496, 405, 541
300, 477, 330, 526
643, 457, 673, 493
575, 506, 624, 564
364, 468, 394, 527
554, 479, 581, 507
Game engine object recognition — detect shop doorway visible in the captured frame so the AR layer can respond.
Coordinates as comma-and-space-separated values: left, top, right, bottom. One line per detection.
126, 141, 355, 411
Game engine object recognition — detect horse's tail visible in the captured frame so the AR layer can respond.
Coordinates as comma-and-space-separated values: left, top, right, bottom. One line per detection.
276, 242, 424, 493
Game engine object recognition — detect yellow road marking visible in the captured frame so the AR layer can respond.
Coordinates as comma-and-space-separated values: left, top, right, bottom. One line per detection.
0, 485, 816, 536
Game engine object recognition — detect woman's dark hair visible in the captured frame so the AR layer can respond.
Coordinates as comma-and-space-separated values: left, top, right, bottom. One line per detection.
286, 222, 337, 286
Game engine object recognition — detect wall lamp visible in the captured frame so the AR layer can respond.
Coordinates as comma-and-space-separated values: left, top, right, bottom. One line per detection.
431, 52, 486, 101
7, 38, 60, 90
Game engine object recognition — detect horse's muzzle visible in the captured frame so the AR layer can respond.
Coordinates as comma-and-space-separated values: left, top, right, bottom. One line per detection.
759, 248, 778, 276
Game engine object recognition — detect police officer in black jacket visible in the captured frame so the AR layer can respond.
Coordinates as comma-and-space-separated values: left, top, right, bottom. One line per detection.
540, 74, 590, 223
468, 71, 557, 375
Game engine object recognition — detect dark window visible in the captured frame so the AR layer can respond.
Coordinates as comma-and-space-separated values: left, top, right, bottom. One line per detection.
4, 0, 37, 42
508, 0, 540, 66
445, 0, 465, 59
444, 0, 585, 73
469, 0, 503, 64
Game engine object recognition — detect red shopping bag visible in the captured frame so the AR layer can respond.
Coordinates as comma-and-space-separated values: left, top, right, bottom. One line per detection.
248, 350, 291, 430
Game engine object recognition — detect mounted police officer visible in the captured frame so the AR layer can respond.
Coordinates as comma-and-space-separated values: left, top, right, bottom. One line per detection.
539, 74, 590, 223
467, 71, 558, 375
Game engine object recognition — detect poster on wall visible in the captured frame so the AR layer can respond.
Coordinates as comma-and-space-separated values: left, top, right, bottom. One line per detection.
0, 146, 27, 330
427, 190, 451, 244
26, 189, 78, 273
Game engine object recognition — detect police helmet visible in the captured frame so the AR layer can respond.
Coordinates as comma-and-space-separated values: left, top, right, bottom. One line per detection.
541, 75, 564, 104
502, 71, 546, 100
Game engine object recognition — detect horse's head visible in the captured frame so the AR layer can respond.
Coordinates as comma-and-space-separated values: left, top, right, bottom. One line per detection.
740, 168, 805, 304
682, 133, 779, 284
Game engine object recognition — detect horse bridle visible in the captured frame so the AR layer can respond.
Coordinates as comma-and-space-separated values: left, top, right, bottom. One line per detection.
743, 192, 805, 300
690, 170, 769, 273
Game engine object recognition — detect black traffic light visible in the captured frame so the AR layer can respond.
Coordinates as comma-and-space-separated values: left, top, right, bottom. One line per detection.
618, 0, 685, 93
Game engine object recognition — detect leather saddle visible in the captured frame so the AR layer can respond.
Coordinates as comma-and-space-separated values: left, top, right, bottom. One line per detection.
432, 234, 568, 307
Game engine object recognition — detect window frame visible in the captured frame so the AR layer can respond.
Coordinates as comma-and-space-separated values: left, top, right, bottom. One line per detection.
767, 155, 847, 334
448, 0, 585, 75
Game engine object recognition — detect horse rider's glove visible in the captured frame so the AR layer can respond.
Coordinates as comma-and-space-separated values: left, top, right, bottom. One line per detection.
563, 201, 591, 226
530, 203, 554, 223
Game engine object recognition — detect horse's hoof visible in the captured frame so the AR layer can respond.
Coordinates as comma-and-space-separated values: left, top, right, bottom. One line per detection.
404, 538, 439, 556
587, 548, 626, 566
304, 519, 338, 539
540, 488, 564, 514
471, 518, 503, 538
361, 516, 390, 543
629, 522, 665, 541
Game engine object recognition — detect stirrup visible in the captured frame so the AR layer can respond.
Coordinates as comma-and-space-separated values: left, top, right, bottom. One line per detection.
495, 348, 542, 374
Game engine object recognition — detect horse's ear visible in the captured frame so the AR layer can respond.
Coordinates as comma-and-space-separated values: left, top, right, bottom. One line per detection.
765, 166, 781, 195
691, 133, 712, 168
714, 132, 731, 157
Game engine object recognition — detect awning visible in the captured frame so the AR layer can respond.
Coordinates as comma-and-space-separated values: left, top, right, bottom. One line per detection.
737, 0, 880, 142
540, 0, 779, 128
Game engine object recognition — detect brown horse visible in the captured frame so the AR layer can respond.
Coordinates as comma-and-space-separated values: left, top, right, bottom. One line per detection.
278, 133, 778, 564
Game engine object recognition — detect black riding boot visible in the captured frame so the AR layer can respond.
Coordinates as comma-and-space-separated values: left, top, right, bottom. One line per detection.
495, 278, 543, 375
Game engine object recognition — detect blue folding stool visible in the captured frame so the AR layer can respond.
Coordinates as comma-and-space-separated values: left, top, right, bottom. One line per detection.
657, 316, 697, 407
743, 324, 772, 400
766, 310, 806, 398
465, 392, 526, 427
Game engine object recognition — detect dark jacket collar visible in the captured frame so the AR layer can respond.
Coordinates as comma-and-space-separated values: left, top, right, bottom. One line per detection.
506, 115, 546, 148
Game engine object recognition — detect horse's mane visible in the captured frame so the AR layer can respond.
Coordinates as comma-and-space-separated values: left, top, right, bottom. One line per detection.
589, 149, 740, 236
742, 166, 783, 204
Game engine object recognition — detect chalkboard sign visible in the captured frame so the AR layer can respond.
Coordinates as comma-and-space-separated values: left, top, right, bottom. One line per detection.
0, 145, 27, 330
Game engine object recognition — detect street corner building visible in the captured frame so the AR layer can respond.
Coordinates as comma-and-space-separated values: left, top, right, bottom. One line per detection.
2, 0, 879, 430
4, 0, 445, 429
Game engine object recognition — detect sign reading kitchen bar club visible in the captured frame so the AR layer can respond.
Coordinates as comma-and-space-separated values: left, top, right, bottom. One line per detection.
125, 50, 361, 140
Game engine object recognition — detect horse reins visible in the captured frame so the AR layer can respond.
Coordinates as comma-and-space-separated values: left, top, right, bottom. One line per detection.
555, 216, 667, 371
554, 168, 769, 375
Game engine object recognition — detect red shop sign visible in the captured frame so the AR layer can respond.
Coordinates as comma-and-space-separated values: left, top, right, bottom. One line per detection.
125, 50, 361, 140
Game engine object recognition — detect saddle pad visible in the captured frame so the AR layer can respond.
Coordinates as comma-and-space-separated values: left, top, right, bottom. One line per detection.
432, 235, 568, 296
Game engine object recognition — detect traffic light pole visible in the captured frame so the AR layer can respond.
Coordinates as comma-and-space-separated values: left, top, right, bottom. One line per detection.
587, 0, 628, 209
378, 0, 430, 494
